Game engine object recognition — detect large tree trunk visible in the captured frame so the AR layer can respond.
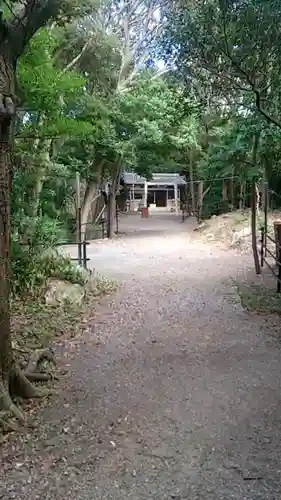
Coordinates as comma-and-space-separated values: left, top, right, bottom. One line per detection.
80, 162, 103, 240
0, 0, 74, 427
81, 182, 98, 240
0, 54, 39, 422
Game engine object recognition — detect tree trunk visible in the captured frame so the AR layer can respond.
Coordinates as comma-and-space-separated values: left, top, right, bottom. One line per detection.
251, 180, 261, 275
106, 191, 114, 238
0, 54, 39, 421
222, 180, 228, 201
189, 150, 196, 214
93, 190, 105, 223
80, 162, 103, 240
80, 182, 98, 240
30, 168, 45, 218
106, 166, 121, 238
229, 172, 234, 210
29, 138, 53, 218
251, 130, 261, 275
255, 183, 260, 216
239, 182, 245, 210
0, 108, 13, 407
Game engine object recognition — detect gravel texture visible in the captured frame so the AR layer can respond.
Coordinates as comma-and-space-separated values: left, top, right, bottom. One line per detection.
1, 213, 281, 499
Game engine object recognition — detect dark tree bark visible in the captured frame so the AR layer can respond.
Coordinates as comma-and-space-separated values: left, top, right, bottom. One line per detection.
189, 149, 196, 214
251, 131, 261, 275
0, 0, 64, 420
106, 163, 121, 239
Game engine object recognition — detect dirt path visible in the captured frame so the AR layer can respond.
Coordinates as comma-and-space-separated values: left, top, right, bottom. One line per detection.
2, 214, 281, 499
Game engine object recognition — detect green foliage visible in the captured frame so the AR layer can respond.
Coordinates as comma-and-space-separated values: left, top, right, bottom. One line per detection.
11, 0, 281, 303
11, 214, 84, 296
11, 244, 85, 297
238, 282, 281, 316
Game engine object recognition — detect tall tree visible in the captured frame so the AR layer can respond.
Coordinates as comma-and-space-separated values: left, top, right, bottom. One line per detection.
162, 0, 281, 128
58, 0, 166, 237
0, 0, 72, 421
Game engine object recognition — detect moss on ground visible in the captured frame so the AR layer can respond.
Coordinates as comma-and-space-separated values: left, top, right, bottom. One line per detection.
237, 282, 281, 315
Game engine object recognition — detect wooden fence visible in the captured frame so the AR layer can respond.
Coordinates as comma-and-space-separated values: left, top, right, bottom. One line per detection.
260, 181, 281, 292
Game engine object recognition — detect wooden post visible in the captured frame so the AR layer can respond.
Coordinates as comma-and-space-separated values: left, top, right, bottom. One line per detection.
274, 221, 281, 293
144, 180, 148, 208
132, 183, 135, 206
174, 183, 178, 214
264, 181, 268, 258
106, 188, 113, 238
251, 180, 261, 275
189, 149, 196, 213
197, 181, 203, 222
76, 171, 82, 265
115, 203, 119, 234
274, 221, 281, 264
260, 226, 264, 268
82, 241, 88, 269
230, 171, 234, 210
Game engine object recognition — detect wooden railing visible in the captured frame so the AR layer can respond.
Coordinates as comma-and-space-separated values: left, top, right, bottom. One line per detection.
260, 222, 281, 293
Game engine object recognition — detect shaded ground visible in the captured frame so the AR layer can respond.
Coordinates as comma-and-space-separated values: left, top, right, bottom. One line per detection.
2, 212, 281, 499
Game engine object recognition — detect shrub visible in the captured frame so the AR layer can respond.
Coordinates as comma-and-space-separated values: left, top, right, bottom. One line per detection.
11, 214, 85, 297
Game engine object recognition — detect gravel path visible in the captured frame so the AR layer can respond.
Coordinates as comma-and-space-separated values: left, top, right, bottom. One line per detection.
2, 214, 281, 499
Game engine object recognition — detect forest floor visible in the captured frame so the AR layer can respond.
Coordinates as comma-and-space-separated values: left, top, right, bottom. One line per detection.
1, 212, 281, 499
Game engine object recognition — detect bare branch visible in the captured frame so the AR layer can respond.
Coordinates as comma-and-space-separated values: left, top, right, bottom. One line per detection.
62, 38, 92, 73
217, 7, 281, 129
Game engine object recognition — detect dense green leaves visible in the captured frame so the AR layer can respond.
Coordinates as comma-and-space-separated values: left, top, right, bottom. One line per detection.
12, 0, 281, 251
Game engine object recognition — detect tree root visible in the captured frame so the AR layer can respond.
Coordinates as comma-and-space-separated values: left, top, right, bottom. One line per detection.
0, 414, 18, 432
25, 348, 56, 373
22, 348, 57, 385
0, 381, 25, 423
9, 366, 39, 399
25, 372, 57, 382
0, 349, 57, 432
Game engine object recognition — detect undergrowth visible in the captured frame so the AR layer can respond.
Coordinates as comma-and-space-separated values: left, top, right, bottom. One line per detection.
11, 246, 86, 297
237, 282, 281, 315
11, 218, 118, 372
11, 276, 118, 365
10, 215, 118, 366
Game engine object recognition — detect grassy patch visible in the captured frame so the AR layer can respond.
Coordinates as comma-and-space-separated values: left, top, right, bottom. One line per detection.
237, 282, 281, 315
